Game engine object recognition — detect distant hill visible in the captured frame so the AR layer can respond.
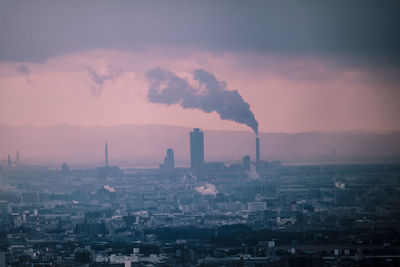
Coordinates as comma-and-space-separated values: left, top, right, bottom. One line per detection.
1, 124, 399, 167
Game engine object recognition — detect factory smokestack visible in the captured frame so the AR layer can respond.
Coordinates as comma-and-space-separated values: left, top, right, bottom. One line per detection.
105, 142, 108, 168
146, 68, 258, 135
256, 137, 260, 163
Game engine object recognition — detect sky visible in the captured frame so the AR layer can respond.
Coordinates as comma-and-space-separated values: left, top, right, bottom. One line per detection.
1, 0, 400, 133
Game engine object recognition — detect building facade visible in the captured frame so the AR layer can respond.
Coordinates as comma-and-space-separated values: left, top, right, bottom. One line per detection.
190, 128, 204, 170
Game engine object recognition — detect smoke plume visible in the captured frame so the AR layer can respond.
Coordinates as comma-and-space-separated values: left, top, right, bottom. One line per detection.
247, 163, 260, 179
146, 68, 258, 134
104, 185, 115, 193
195, 183, 218, 196
88, 66, 122, 96
16, 65, 32, 84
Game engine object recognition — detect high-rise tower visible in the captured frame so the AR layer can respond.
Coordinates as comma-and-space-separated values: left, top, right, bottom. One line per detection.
190, 128, 204, 170
164, 148, 174, 172
105, 142, 108, 168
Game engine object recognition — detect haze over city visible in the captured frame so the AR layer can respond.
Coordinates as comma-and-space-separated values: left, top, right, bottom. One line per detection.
1, 1, 400, 267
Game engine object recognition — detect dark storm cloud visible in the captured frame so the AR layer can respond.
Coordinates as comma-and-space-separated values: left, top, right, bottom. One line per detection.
147, 68, 259, 134
0, 0, 399, 66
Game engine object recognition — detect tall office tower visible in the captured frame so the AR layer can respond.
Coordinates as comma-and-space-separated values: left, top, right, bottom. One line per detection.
105, 142, 108, 168
190, 128, 204, 170
256, 137, 260, 163
16, 150, 20, 166
164, 148, 175, 172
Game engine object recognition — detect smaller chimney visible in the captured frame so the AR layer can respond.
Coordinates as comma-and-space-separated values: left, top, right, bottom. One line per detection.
8, 154, 11, 168
105, 142, 108, 168
256, 137, 260, 163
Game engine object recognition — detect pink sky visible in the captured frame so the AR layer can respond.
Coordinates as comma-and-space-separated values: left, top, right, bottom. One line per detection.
0, 48, 399, 133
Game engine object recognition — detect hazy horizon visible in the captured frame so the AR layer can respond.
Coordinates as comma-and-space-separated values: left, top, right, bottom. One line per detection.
1, 124, 399, 168
2, 122, 399, 135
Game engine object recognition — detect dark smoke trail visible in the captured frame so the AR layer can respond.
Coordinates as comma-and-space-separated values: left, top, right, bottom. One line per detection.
146, 68, 258, 134
87, 66, 122, 96
16, 65, 32, 84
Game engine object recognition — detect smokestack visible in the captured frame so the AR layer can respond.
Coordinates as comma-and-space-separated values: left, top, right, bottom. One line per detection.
105, 142, 108, 168
256, 137, 260, 163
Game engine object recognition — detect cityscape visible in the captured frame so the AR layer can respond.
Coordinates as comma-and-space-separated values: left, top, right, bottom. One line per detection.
1, 1, 400, 266
1, 128, 400, 266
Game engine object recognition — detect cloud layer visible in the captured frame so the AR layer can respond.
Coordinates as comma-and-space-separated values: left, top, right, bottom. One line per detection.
1, 0, 399, 67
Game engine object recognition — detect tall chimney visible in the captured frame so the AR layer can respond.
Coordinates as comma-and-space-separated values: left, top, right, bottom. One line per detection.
16, 150, 20, 166
256, 137, 260, 163
105, 142, 108, 168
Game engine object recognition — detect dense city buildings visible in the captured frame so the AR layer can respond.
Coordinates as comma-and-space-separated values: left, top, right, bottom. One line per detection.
0, 129, 399, 266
